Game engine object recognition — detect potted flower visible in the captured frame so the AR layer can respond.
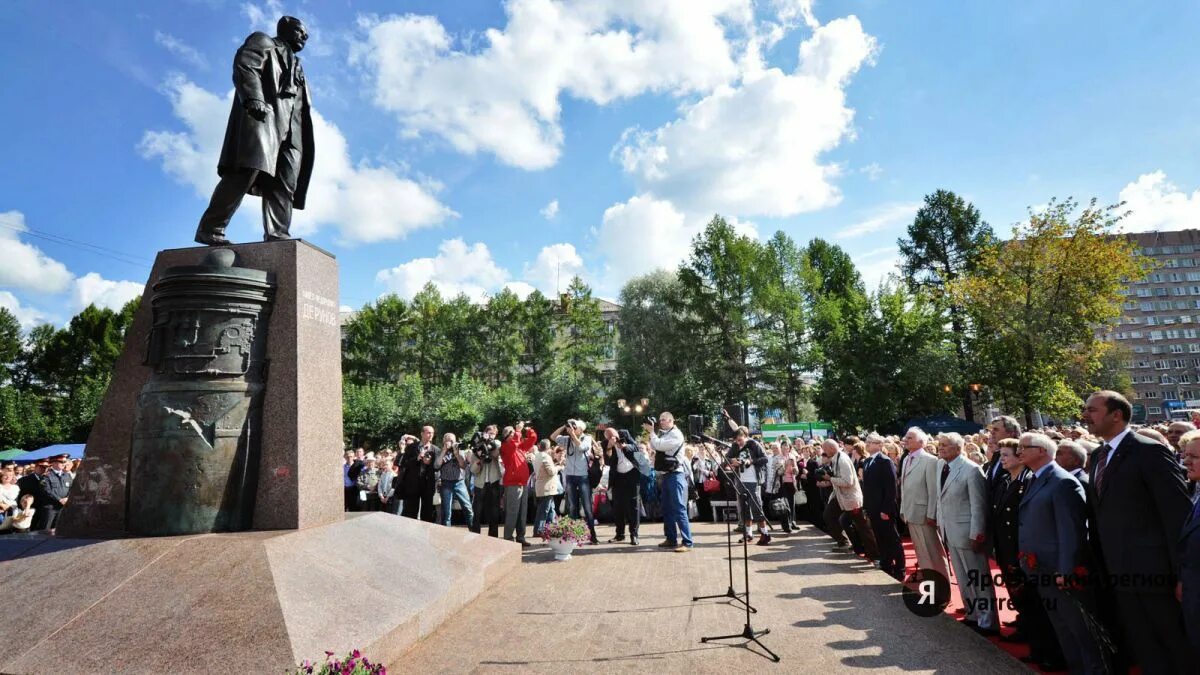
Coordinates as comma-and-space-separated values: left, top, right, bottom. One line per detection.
540, 516, 589, 560
295, 649, 384, 674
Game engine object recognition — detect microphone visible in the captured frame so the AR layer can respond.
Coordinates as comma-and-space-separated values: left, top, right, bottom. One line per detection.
698, 434, 732, 449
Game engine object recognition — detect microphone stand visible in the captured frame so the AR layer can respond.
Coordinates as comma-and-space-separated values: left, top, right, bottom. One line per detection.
691, 438, 756, 614
694, 435, 780, 662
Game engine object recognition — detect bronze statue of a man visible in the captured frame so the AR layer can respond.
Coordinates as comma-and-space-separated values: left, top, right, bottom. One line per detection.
195, 16, 315, 246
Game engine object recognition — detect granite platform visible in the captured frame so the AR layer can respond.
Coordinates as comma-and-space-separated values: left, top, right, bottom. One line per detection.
0, 513, 520, 674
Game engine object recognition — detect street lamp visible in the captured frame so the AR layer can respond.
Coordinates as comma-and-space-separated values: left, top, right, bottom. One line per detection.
943, 384, 952, 393
616, 396, 648, 427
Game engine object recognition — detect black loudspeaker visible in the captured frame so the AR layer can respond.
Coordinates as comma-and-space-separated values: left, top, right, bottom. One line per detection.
688, 414, 704, 439
722, 405, 745, 440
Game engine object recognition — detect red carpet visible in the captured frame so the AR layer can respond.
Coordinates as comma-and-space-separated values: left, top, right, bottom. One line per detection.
898, 537, 1045, 671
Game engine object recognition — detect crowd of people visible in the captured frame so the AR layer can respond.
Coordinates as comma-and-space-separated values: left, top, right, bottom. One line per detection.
0, 454, 75, 533
788, 390, 1198, 675
343, 390, 1200, 674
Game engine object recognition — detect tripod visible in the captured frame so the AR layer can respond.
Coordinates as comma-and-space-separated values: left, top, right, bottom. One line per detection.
694, 436, 780, 662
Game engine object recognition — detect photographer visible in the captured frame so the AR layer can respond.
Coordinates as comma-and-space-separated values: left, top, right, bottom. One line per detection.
500, 421, 538, 546
817, 438, 878, 561
399, 426, 438, 522
467, 425, 503, 538
646, 412, 692, 552
604, 428, 643, 545
724, 423, 772, 546
552, 419, 600, 546
532, 440, 565, 536
435, 433, 473, 528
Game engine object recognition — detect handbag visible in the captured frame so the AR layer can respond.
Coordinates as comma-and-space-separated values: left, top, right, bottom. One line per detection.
767, 496, 790, 519
794, 488, 808, 506
703, 477, 721, 493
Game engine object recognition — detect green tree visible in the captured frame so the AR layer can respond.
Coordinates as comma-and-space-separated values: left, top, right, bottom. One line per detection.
517, 290, 557, 383
898, 190, 994, 420
476, 288, 524, 387
950, 198, 1152, 426
0, 307, 20, 384
341, 295, 413, 384
558, 276, 608, 385
613, 270, 718, 420
678, 216, 762, 415
756, 232, 811, 421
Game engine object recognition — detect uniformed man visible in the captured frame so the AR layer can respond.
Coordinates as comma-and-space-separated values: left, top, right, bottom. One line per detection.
36, 454, 73, 531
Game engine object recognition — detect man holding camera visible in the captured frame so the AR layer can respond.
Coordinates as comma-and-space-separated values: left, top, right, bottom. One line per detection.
725, 423, 772, 546
399, 426, 438, 522
435, 432, 474, 528
646, 412, 693, 552
604, 427, 644, 545
500, 421, 539, 546
553, 419, 600, 545
467, 424, 503, 538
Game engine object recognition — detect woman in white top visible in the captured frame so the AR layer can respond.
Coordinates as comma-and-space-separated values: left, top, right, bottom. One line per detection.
0, 470, 20, 515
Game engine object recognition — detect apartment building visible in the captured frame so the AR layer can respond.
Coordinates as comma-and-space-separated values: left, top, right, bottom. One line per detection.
1110, 229, 1200, 423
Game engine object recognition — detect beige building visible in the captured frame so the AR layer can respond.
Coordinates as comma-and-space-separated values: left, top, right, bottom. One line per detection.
1107, 229, 1200, 423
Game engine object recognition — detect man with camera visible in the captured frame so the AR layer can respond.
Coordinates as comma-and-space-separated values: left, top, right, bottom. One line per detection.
500, 421, 539, 546
604, 427, 644, 545
724, 422, 772, 546
435, 432, 473, 528
467, 424, 503, 538
399, 426, 439, 522
646, 412, 693, 552
553, 419, 600, 545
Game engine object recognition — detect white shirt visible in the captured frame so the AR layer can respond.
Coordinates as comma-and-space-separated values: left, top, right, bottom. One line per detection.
1032, 460, 1057, 480
615, 445, 634, 474
1101, 427, 1132, 468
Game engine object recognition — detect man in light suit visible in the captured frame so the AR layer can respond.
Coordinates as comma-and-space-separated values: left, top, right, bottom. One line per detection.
899, 427, 948, 581
1178, 429, 1200, 652
1083, 390, 1195, 673
936, 432, 998, 635
1017, 432, 1106, 673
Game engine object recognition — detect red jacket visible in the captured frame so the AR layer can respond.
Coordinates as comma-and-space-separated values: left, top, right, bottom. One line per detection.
500, 428, 538, 486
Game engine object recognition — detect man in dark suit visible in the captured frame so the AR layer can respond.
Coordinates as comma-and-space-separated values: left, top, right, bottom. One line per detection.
1082, 390, 1195, 673
194, 16, 314, 245
17, 460, 53, 529
37, 454, 72, 531
1054, 440, 1089, 489
1017, 432, 1107, 673
861, 433, 904, 579
1178, 430, 1200, 653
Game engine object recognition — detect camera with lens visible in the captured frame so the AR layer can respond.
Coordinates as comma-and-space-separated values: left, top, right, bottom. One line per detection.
460, 430, 497, 463
813, 464, 834, 480
644, 415, 657, 426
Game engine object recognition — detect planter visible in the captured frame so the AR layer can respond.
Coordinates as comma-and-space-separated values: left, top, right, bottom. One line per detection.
548, 539, 577, 561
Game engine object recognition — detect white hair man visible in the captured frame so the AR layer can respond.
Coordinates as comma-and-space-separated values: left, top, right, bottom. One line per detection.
1054, 440, 1088, 488
935, 432, 999, 635
1016, 432, 1107, 672
816, 438, 877, 560
899, 427, 949, 581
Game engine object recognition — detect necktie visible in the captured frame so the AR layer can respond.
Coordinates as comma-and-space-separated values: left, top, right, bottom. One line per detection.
1094, 443, 1112, 490
940, 463, 950, 490
1190, 498, 1200, 524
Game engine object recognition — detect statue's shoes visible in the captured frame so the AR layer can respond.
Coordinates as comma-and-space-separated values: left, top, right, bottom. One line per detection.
194, 232, 232, 246
264, 234, 292, 242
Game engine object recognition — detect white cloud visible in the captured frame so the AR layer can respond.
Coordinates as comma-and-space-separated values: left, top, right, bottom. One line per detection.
860, 162, 883, 180
502, 281, 537, 300
0, 291, 48, 330
852, 246, 901, 292
153, 31, 208, 70
835, 202, 920, 239
349, 2, 751, 169
375, 238, 509, 302
523, 243, 585, 295
73, 273, 144, 312
615, 16, 878, 218
138, 76, 455, 244
594, 194, 691, 287
0, 211, 74, 294
540, 199, 559, 220
1118, 171, 1200, 233
242, 0, 284, 33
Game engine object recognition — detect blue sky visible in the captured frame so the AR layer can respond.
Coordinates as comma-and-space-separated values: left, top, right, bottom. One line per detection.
3, 0, 1200, 328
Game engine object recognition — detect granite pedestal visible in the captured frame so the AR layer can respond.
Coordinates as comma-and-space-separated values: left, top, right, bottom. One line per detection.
57, 239, 343, 536
0, 514, 520, 673
0, 240, 522, 673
